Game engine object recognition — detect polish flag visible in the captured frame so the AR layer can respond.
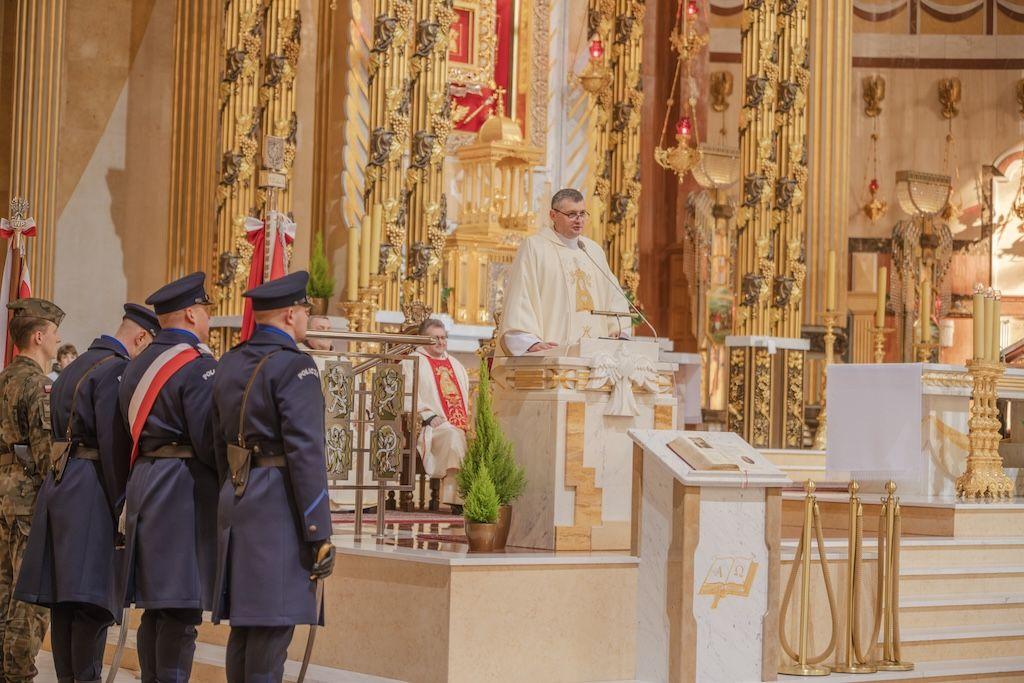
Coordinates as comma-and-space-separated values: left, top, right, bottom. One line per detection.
240, 211, 296, 341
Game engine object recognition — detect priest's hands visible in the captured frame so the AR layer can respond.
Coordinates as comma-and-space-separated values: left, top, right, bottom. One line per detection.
528, 341, 559, 352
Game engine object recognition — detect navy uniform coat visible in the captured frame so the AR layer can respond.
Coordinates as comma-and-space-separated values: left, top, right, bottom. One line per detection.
116, 328, 219, 610
210, 326, 331, 626
15, 336, 131, 618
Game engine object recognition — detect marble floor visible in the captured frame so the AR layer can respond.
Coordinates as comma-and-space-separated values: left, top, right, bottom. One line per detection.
33, 650, 137, 682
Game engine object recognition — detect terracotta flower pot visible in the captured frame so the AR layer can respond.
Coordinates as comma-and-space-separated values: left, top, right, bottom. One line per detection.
465, 521, 497, 552
494, 505, 512, 550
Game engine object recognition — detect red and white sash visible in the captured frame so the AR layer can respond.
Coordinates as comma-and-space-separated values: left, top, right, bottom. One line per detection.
127, 343, 200, 465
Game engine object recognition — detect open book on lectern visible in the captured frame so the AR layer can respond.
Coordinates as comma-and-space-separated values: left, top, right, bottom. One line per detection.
667, 432, 776, 473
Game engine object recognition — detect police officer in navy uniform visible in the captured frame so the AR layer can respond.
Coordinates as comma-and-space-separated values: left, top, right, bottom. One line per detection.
211, 271, 334, 682
15, 304, 160, 683
117, 272, 219, 682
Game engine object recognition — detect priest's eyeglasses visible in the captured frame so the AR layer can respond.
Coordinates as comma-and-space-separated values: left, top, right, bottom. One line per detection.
553, 209, 590, 221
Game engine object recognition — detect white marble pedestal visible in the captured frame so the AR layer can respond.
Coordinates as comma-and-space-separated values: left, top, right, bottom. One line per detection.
628, 429, 790, 683
492, 339, 678, 551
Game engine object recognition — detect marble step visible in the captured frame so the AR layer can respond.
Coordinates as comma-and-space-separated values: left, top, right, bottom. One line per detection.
896, 564, 1024, 596
778, 655, 1024, 682
760, 448, 826, 468
102, 627, 400, 683
781, 536, 1024, 568
899, 592, 1024, 629
893, 624, 1024, 663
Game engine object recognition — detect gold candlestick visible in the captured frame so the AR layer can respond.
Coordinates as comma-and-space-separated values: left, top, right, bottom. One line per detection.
957, 359, 1014, 499
871, 326, 892, 364
813, 312, 838, 450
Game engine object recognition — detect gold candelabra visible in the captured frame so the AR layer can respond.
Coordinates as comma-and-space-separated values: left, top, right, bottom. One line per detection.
779, 480, 839, 676
813, 312, 838, 450
833, 481, 877, 674
871, 326, 892, 364
874, 481, 913, 671
913, 341, 938, 363
956, 359, 1014, 499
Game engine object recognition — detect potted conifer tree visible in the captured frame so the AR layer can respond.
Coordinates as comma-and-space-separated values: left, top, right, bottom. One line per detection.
307, 230, 334, 315
457, 362, 525, 550
463, 463, 499, 552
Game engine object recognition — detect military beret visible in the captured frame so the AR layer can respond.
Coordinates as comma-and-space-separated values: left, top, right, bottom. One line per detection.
243, 271, 311, 311
123, 303, 160, 337
145, 272, 212, 315
7, 297, 64, 326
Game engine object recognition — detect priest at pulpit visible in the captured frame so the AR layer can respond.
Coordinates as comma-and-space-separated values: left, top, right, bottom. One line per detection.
406, 318, 471, 508
498, 188, 632, 355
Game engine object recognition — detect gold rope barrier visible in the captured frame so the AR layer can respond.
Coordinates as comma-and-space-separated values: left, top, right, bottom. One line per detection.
875, 481, 914, 671
779, 480, 839, 676
833, 481, 877, 674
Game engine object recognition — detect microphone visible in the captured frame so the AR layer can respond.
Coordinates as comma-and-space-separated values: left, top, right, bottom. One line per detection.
577, 239, 659, 339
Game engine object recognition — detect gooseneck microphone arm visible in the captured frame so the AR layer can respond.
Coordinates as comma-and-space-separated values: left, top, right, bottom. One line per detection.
577, 239, 659, 339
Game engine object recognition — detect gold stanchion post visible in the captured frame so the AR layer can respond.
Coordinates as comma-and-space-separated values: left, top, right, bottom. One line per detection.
779, 480, 838, 676
874, 481, 913, 671
833, 481, 877, 674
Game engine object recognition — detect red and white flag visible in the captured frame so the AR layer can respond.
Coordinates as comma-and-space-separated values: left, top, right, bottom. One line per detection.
240, 211, 296, 341
0, 215, 35, 366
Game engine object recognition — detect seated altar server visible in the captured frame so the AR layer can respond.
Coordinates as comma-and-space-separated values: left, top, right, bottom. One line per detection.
497, 188, 632, 355
407, 318, 471, 507
210, 271, 334, 683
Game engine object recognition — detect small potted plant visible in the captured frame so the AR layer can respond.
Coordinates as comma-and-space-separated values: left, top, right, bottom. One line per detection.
457, 362, 525, 550
463, 463, 499, 552
307, 230, 334, 315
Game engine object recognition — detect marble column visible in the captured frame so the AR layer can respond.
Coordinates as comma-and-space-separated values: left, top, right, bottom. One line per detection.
166, 1, 222, 279
8, 0, 67, 298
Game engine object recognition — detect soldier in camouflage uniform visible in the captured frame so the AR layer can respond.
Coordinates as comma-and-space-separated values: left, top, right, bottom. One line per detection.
0, 297, 64, 682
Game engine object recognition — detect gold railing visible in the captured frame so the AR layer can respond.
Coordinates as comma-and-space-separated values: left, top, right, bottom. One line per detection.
307, 330, 436, 538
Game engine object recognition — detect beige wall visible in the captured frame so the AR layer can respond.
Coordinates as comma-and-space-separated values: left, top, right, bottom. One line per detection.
54, 0, 172, 349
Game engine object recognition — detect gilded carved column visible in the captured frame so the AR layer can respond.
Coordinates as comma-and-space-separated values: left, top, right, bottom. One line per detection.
404, 0, 455, 311
8, 0, 67, 298
728, 0, 809, 448
214, 0, 301, 323
366, 0, 413, 317
167, 1, 222, 279
215, 0, 267, 318
587, 0, 644, 300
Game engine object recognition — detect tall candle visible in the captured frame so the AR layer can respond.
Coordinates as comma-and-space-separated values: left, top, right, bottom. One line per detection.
346, 222, 360, 300
826, 250, 837, 312
991, 295, 1002, 362
973, 287, 985, 360
358, 213, 372, 290
875, 267, 887, 328
370, 203, 383, 276
919, 277, 931, 344
983, 294, 991, 362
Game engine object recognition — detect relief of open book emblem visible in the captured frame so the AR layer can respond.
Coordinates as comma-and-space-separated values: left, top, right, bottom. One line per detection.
698, 556, 758, 608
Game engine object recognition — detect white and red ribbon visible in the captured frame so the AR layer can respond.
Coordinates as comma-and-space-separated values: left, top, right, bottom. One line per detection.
127, 343, 200, 466
240, 211, 298, 341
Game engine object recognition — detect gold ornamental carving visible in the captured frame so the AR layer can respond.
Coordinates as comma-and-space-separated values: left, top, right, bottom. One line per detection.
862, 75, 885, 118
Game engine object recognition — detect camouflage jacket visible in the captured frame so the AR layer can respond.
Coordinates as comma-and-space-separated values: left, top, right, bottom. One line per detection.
0, 355, 52, 517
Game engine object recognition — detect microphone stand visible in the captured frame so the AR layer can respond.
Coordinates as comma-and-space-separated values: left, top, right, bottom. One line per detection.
577, 239, 659, 339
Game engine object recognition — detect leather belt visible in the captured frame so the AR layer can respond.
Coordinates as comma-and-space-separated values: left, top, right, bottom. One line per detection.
73, 447, 100, 462
141, 444, 194, 460
253, 455, 286, 468
0, 453, 14, 466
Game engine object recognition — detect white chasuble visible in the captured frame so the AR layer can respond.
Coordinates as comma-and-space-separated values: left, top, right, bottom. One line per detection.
498, 227, 632, 355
